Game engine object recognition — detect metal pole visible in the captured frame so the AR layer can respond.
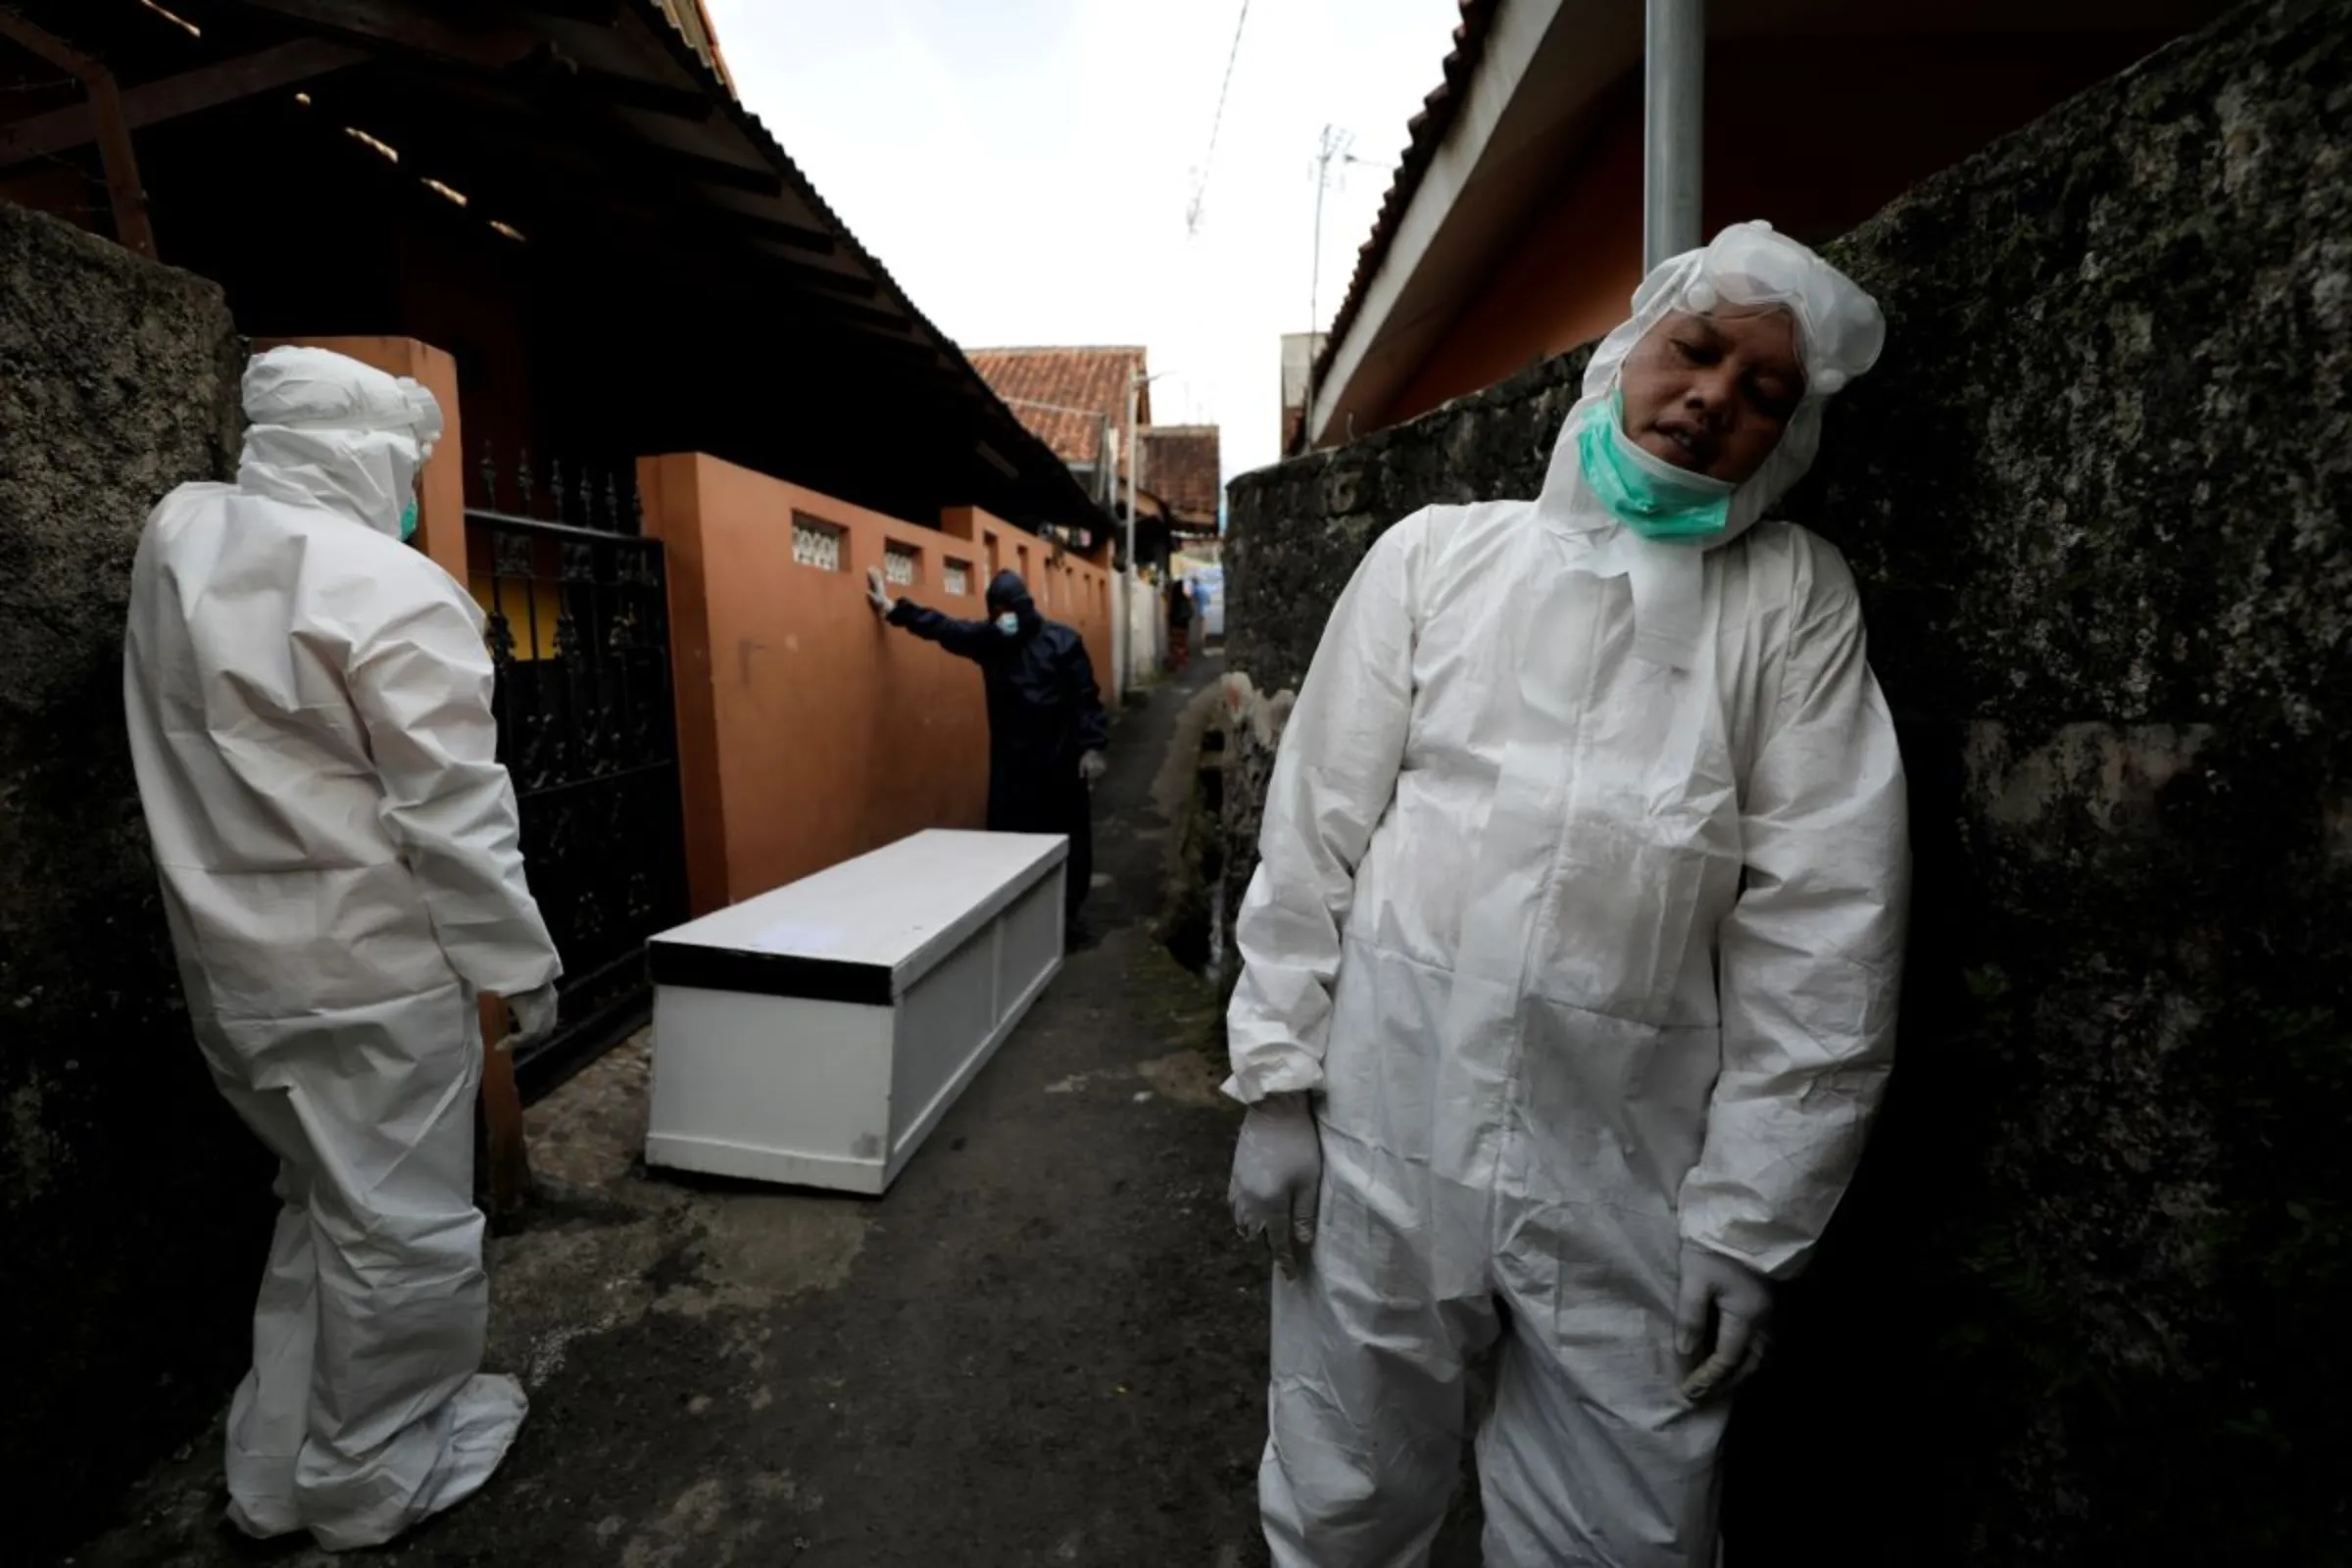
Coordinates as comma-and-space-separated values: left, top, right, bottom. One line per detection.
1301, 131, 1333, 452
1123, 371, 1140, 689
1642, 0, 1704, 270
1124, 371, 1139, 577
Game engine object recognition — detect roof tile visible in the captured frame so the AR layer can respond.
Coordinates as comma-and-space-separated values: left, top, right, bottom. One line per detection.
1140, 425, 1222, 527
968, 346, 1149, 472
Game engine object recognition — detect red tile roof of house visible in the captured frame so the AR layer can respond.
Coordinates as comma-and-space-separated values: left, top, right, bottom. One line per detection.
968, 346, 1151, 472
1141, 425, 1223, 530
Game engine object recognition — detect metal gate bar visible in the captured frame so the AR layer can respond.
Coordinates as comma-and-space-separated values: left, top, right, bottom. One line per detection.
468, 465, 688, 1102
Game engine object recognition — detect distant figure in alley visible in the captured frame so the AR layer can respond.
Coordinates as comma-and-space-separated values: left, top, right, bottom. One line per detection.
1167, 569, 1196, 671
123, 347, 561, 1550
868, 564, 1109, 944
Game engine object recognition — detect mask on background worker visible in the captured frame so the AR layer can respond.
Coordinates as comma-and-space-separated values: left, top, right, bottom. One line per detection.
123, 346, 563, 1551
868, 564, 1111, 941
1225, 221, 1906, 1566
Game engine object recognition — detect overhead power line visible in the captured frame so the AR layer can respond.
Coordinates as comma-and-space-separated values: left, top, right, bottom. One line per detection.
1185, 0, 1251, 237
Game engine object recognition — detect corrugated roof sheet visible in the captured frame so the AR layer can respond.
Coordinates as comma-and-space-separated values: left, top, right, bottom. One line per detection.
612, 2, 1110, 529
648, 0, 732, 89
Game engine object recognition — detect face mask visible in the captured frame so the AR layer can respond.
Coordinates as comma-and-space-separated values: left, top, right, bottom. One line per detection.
995, 612, 1020, 637
399, 499, 419, 543
1575, 386, 1737, 541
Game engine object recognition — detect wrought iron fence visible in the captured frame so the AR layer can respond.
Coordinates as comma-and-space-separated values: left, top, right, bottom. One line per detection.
471, 445, 686, 1097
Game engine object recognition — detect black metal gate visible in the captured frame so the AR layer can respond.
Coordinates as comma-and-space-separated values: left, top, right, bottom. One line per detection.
468, 456, 688, 1100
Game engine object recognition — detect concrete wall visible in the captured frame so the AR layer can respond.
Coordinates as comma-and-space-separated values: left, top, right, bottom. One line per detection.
1378, 28, 2194, 431
645, 454, 1113, 912
1220, 1, 2351, 1559
0, 201, 262, 1558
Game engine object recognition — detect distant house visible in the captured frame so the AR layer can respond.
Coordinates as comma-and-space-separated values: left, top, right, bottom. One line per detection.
968, 345, 1146, 520
1299, 0, 2233, 450
970, 346, 1221, 575
1141, 424, 1222, 546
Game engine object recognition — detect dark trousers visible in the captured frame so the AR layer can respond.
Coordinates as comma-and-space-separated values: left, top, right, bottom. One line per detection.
989, 771, 1093, 929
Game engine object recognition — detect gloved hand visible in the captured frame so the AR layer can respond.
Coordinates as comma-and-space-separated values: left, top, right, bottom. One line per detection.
1675, 1243, 1775, 1402
1079, 750, 1107, 787
865, 566, 896, 618
1229, 1093, 1322, 1279
507, 983, 561, 1053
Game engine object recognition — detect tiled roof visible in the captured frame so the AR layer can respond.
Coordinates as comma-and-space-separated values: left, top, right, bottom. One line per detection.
968, 347, 1150, 472
1306, 0, 1501, 438
610, 2, 1111, 530
1141, 425, 1222, 528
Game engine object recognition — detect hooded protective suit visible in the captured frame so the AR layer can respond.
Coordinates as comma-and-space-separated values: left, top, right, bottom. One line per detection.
887, 568, 1109, 923
1227, 223, 1908, 1565
123, 346, 560, 1550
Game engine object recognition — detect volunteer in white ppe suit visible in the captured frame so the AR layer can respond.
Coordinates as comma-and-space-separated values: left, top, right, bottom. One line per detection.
1226, 222, 1908, 1565
124, 346, 562, 1551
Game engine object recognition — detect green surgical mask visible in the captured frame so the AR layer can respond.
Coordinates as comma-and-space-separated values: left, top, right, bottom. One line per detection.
399, 499, 419, 543
1575, 387, 1736, 541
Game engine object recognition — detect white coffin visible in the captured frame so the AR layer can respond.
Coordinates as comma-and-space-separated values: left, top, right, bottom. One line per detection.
643, 829, 1067, 1195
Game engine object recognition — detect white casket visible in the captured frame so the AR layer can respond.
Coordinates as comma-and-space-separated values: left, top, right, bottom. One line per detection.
643, 829, 1066, 1195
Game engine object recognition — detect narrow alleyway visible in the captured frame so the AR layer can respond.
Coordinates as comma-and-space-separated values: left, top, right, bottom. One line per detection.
69, 656, 1289, 1568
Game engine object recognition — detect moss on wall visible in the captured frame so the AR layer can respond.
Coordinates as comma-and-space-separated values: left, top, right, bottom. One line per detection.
0, 199, 266, 1558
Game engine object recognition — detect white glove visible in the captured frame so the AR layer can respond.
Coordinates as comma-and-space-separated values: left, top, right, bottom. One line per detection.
1675, 1243, 1775, 1402
507, 984, 561, 1052
1079, 750, 1107, 786
865, 566, 896, 618
1229, 1093, 1322, 1278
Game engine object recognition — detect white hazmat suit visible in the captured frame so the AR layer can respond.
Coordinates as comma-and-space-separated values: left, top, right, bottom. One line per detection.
1228, 223, 1908, 1565
123, 347, 561, 1550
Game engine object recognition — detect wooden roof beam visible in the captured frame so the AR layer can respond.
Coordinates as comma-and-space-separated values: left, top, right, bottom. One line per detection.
707, 204, 838, 254
744, 251, 880, 298
0, 37, 367, 168
826, 298, 917, 334
630, 137, 782, 195
236, 0, 545, 69
0, 13, 155, 256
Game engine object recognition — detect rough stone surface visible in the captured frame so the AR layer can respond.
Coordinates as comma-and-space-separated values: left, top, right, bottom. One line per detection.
0, 201, 256, 1560
1219, 2, 2352, 1560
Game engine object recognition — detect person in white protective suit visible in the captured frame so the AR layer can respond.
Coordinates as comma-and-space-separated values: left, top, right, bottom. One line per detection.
1225, 221, 1909, 1566
123, 346, 563, 1551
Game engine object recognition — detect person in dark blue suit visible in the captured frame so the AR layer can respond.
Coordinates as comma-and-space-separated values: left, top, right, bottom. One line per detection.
868, 565, 1109, 942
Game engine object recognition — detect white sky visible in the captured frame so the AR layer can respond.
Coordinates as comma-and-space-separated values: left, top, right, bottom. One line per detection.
701, 0, 1466, 491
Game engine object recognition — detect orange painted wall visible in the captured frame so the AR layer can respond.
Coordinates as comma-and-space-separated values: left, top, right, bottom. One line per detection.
646, 455, 1114, 915
1377, 31, 2178, 428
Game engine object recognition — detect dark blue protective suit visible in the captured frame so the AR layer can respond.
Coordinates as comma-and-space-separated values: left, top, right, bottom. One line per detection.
887, 569, 1108, 925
